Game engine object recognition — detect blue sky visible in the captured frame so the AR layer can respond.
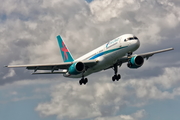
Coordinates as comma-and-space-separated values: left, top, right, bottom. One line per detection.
0, 0, 180, 120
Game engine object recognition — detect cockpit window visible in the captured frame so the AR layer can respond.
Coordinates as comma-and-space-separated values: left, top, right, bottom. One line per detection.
124, 36, 138, 42
134, 36, 138, 39
127, 37, 134, 40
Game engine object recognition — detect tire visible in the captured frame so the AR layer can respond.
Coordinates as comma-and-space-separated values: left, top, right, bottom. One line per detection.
85, 78, 88, 84
112, 76, 116, 81
117, 74, 121, 80
79, 80, 82, 85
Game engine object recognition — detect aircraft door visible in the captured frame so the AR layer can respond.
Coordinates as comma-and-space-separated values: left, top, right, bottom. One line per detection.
118, 37, 122, 47
122, 37, 130, 47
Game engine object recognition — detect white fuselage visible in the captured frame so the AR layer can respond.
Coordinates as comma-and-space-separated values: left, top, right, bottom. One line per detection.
64, 34, 140, 78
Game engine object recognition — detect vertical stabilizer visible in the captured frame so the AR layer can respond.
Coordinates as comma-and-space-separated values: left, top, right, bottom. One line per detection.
56, 35, 74, 62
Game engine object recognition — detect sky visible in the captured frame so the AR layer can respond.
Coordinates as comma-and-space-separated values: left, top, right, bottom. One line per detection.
0, 0, 180, 120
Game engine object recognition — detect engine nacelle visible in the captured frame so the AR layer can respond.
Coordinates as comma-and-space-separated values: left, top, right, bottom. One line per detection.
127, 56, 144, 69
68, 62, 85, 75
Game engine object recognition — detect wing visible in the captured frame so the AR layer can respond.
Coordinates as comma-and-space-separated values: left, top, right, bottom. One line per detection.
137, 48, 174, 60
120, 47, 174, 63
104, 47, 174, 70
6, 59, 98, 74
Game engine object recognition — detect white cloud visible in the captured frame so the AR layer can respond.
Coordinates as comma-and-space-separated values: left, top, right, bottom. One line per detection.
95, 109, 146, 120
1, 0, 180, 65
3, 69, 16, 79
1, 0, 180, 120
90, 0, 139, 22
165, 13, 179, 28
35, 66, 180, 120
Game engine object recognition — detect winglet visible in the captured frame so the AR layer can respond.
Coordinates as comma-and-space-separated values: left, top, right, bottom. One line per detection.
56, 35, 74, 62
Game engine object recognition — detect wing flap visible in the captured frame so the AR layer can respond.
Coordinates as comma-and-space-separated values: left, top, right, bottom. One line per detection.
32, 71, 66, 75
6, 62, 73, 70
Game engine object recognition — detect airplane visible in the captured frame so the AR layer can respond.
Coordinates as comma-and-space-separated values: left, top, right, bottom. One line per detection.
6, 34, 174, 85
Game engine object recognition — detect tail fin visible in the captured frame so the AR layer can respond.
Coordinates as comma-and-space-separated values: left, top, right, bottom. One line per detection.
56, 35, 74, 62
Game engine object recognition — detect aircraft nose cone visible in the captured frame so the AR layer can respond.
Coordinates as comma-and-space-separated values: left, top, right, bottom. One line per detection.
136, 39, 140, 48
131, 39, 140, 50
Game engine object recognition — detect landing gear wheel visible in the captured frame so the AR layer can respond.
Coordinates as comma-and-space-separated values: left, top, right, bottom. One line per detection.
112, 76, 116, 81
112, 74, 121, 82
127, 62, 132, 67
128, 52, 132, 56
84, 78, 88, 85
117, 74, 121, 81
79, 79, 83, 85
79, 78, 88, 85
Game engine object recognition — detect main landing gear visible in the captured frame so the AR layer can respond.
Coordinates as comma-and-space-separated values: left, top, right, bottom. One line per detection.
79, 78, 88, 85
112, 64, 121, 81
79, 73, 88, 85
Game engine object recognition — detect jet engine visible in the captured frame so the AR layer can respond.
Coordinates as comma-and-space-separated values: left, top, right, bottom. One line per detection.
127, 56, 144, 68
68, 62, 85, 75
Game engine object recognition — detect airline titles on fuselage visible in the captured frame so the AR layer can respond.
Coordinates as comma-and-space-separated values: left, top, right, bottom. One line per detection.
106, 38, 119, 49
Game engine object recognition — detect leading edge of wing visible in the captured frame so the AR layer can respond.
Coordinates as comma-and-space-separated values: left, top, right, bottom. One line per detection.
138, 47, 174, 58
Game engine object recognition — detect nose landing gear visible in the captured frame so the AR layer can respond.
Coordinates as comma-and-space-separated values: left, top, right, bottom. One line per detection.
127, 52, 133, 57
